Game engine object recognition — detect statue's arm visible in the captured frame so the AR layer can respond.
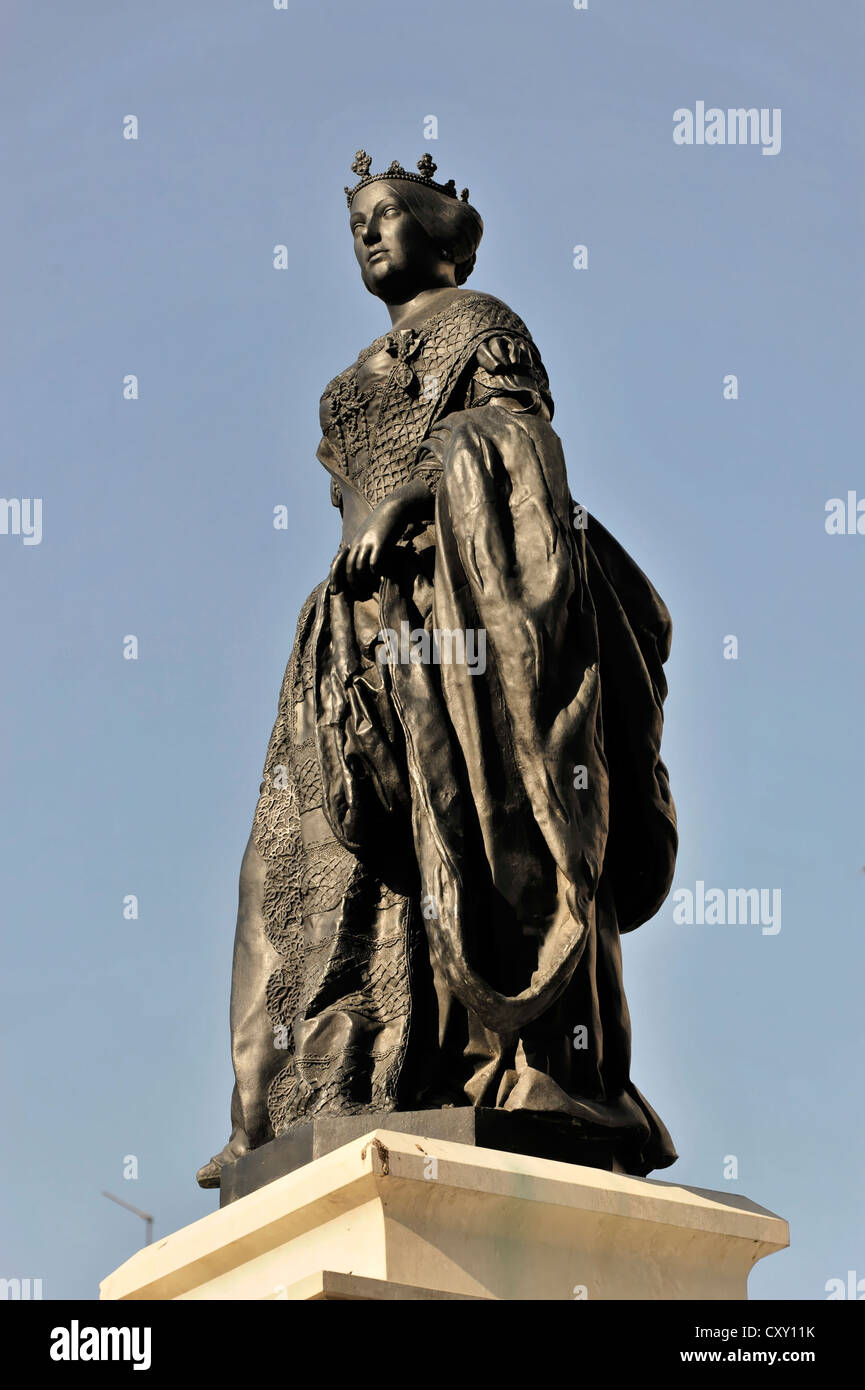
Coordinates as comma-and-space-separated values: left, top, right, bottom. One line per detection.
330, 331, 550, 593
329, 476, 435, 593
413, 329, 552, 490
466, 333, 552, 418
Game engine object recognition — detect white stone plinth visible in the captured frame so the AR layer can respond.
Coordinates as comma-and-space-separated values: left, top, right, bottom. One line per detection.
99, 1129, 788, 1301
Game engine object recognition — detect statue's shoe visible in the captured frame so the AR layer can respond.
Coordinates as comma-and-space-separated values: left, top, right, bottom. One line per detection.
195, 1158, 223, 1189
196, 1132, 251, 1189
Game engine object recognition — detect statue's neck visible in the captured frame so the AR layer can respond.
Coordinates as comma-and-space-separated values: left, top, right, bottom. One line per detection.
385, 285, 465, 331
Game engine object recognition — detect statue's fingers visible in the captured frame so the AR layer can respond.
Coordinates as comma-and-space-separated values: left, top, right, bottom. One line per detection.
366, 536, 383, 573
329, 546, 348, 593
354, 539, 375, 584
344, 543, 360, 589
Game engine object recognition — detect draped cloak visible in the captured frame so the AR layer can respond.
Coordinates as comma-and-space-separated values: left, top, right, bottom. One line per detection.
240, 289, 678, 1176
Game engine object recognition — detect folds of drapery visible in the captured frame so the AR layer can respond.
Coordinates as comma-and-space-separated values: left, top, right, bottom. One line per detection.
314, 404, 677, 1037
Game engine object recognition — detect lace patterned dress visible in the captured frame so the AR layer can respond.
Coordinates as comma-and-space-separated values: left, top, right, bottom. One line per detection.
226, 289, 678, 1176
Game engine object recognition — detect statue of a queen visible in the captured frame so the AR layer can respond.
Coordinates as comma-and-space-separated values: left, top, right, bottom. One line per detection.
197, 151, 678, 1188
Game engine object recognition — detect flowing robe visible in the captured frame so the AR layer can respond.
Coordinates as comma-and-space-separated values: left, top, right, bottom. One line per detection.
227, 290, 678, 1177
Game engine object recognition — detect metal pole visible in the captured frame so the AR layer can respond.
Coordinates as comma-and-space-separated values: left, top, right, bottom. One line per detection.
102, 1191, 154, 1246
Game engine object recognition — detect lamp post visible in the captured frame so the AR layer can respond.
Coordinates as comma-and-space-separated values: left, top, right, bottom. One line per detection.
101, 1191, 154, 1246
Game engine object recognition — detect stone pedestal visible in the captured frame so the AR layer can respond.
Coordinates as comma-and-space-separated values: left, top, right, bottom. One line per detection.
100, 1129, 788, 1301
218, 1107, 629, 1205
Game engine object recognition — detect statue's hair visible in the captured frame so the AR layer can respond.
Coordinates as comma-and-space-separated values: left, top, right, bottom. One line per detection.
378, 179, 483, 285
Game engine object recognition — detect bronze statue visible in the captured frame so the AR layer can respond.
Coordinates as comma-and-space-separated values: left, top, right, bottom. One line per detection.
197, 152, 678, 1188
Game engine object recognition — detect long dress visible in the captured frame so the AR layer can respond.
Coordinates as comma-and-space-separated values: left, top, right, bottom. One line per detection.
223, 288, 678, 1179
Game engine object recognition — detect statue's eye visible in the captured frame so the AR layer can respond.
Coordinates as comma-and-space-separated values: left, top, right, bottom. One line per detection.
382, 205, 400, 217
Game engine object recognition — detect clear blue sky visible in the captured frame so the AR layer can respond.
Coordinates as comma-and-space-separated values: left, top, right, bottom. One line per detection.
2, 0, 862, 1300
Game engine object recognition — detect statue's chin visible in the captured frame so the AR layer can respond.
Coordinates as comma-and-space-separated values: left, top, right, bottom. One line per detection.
363, 271, 456, 305
362, 267, 398, 299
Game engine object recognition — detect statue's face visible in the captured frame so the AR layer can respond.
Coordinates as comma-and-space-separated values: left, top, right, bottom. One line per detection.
350, 182, 446, 299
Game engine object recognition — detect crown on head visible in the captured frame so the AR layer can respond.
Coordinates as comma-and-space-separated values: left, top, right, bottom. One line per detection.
345, 150, 470, 208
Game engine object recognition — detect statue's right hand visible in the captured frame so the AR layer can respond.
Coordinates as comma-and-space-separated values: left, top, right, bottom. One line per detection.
329, 495, 410, 595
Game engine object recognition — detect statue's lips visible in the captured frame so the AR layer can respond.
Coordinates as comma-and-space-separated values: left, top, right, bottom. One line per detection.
367, 249, 388, 263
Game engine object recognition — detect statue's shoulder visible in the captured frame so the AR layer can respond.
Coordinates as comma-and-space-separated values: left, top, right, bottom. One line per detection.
439, 289, 532, 335
317, 292, 535, 420
419, 291, 536, 368
455, 289, 521, 316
